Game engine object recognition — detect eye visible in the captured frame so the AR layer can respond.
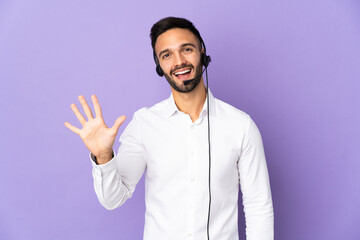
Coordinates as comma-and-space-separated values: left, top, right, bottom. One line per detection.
183, 48, 193, 53
162, 53, 170, 60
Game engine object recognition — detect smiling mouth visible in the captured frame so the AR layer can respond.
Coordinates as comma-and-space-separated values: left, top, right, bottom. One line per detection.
173, 68, 192, 80
174, 69, 191, 76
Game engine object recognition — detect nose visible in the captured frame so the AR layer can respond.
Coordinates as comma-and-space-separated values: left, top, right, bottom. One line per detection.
173, 52, 186, 67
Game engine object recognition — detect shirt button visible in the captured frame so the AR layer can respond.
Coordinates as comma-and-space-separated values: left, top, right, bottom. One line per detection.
191, 178, 195, 182
187, 233, 192, 237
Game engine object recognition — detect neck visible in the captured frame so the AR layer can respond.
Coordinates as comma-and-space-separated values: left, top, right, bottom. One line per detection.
171, 78, 207, 122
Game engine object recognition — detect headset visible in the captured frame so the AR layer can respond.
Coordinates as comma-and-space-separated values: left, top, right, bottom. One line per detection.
153, 36, 212, 240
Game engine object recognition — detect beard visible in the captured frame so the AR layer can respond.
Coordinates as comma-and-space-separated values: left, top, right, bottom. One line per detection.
163, 61, 203, 93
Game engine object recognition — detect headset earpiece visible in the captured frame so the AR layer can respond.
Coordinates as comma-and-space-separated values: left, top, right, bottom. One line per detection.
156, 64, 164, 76
202, 53, 211, 68
153, 51, 164, 76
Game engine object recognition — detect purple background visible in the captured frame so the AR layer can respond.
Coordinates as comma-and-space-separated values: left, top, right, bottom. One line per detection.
1, 0, 359, 239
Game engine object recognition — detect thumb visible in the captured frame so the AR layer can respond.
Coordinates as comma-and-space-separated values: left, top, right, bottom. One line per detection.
111, 115, 126, 133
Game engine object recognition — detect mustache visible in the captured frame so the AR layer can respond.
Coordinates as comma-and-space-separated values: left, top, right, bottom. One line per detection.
170, 64, 194, 75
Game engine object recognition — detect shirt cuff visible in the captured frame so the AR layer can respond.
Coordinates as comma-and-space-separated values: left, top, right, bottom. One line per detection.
89, 151, 117, 174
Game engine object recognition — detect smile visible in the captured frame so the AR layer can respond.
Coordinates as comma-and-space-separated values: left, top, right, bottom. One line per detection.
174, 69, 191, 77
174, 69, 191, 76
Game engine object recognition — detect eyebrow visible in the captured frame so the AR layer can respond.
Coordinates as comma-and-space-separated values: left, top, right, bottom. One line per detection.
158, 43, 197, 58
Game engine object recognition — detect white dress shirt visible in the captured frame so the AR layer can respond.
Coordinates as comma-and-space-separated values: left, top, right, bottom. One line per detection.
91, 90, 274, 240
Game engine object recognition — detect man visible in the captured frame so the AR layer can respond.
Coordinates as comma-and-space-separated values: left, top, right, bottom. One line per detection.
65, 17, 274, 240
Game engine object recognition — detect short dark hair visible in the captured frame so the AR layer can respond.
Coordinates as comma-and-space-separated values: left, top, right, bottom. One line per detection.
150, 17, 204, 53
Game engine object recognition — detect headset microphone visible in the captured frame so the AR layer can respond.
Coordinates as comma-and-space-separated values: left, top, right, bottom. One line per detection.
183, 65, 209, 85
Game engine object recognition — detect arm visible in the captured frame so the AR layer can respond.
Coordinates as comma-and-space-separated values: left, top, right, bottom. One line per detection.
91, 114, 147, 210
238, 117, 274, 240
65, 95, 145, 209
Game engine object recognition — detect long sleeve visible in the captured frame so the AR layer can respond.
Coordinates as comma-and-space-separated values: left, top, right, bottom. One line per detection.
91, 114, 147, 210
238, 117, 274, 240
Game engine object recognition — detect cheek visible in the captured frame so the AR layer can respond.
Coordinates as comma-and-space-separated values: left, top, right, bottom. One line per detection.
192, 55, 202, 66
160, 61, 172, 73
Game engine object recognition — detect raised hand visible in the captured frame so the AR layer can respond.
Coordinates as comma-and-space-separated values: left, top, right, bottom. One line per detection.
64, 95, 126, 164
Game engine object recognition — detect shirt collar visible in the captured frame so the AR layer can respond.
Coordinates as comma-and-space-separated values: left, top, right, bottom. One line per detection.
164, 89, 216, 118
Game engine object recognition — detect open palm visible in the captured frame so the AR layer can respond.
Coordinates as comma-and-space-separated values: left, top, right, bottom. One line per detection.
64, 95, 126, 164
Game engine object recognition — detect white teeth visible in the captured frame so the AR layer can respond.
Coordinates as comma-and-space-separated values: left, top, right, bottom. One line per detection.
175, 69, 191, 76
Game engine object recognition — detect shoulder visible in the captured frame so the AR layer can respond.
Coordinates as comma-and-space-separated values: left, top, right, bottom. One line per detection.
214, 97, 251, 125
121, 98, 170, 138
132, 97, 170, 120
212, 97, 264, 139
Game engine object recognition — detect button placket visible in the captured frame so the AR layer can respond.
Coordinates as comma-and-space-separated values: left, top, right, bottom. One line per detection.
188, 123, 197, 237
186, 124, 194, 236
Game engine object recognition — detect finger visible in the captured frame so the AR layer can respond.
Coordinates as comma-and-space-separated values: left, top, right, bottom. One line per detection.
91, 95, 103, 118
71, 103, 86, 125
78, 95, 94, 120
111, 115, 126, 133
64, 122, 81, 135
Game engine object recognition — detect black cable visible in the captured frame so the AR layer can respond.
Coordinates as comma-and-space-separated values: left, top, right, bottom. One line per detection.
205, 67, 211, 240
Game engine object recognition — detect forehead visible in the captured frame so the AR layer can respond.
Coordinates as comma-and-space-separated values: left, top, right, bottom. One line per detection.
154, 28, 200, 54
